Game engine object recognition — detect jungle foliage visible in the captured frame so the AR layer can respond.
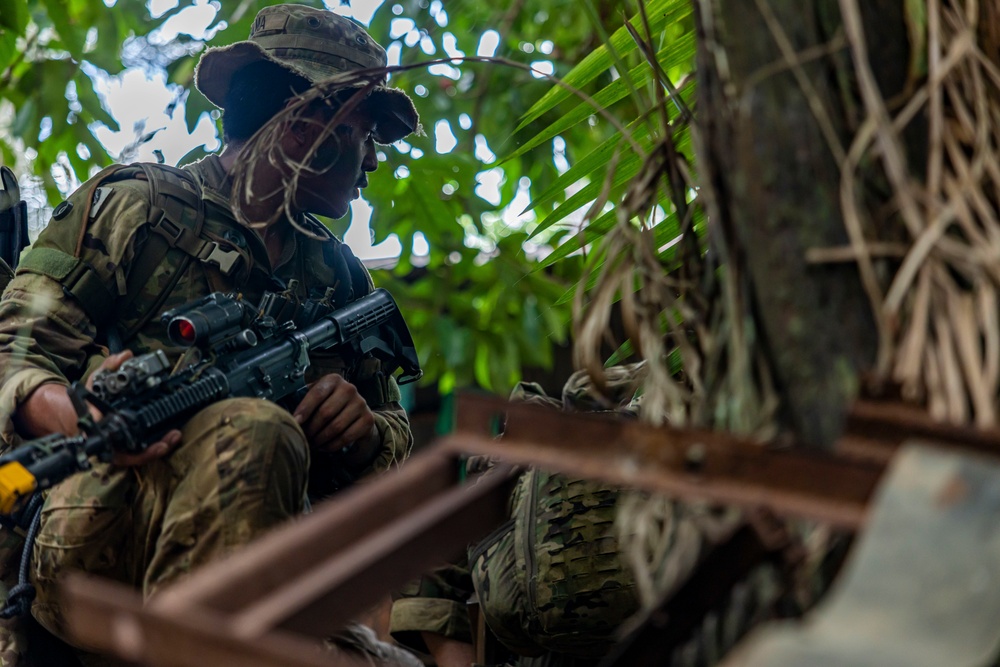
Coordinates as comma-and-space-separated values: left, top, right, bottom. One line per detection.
0, 0, 695, 394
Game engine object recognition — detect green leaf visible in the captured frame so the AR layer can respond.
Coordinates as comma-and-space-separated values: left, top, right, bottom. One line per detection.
0, 0, 27, 33
40, 0, 87, 59
0, 27, 16, 72
515, 0, 692, 132
167, 54, 197, 88
542, 189, 693, 275
11, 98, 37, 142
525, 121, 658, 217
528, 150, 644, 239
74, 69, 119, 131
904, 0, 928, 79
502, 35, 694, 165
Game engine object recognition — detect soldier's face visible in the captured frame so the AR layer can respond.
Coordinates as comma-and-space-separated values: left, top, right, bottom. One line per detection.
289, 106, 378, 219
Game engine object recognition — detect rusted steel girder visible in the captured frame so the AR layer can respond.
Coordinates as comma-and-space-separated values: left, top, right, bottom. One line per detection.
447, 392, 882, 529
61, 392, 1000, 665
63, 448, 515, 667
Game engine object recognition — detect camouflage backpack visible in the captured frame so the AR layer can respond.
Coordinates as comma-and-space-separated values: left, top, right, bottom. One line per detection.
469, 368, 644, 658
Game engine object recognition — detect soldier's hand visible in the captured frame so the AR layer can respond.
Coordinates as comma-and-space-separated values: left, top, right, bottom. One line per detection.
92, 352, 182, 467
15, 351, 181, 467
293, 374, 378, 464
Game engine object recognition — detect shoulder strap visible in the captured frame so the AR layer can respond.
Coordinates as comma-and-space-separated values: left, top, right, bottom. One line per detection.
19, 165, 132, 327
115, 164, 244, 342
341, 242, 374, 298
113, 164, 204, 341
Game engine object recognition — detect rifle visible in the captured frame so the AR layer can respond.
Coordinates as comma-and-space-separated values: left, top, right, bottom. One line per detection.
0, 166, 29, 273
0, 285, 422, 514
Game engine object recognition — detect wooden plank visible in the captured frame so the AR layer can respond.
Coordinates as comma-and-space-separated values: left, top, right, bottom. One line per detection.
70, 392, 1000, 665
841, 400, 1000, 463
64, 448, 515, 663
230, 465, 514, 638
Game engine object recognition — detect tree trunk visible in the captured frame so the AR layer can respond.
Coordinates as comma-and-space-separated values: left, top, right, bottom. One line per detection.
694, 0, 915, 447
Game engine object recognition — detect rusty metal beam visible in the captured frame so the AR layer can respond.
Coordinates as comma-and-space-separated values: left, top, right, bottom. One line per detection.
64, 391, 1000, 665
154, 448, 462, 616
841, 400, 1000, 463
63, 576, 371, 667
447, 393, 882, 529
64, 447, 515, 665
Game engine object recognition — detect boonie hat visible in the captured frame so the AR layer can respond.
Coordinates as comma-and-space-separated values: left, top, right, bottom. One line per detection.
195, 3, 418, 143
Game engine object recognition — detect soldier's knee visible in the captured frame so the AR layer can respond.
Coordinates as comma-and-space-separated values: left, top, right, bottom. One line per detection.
184, 397, 308, 461
177, 398, 309, 503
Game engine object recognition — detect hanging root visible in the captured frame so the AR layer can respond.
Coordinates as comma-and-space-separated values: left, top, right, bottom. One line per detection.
833, 0, 1000, 426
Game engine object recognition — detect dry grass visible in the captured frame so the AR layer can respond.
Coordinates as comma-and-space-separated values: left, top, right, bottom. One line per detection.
572, 0, 779, 438
834, 0, 1000, 426
575, 0, 1000, 435
574, 0, 1000, 617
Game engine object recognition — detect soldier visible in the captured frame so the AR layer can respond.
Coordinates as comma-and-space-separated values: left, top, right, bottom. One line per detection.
0, 4, 420, 664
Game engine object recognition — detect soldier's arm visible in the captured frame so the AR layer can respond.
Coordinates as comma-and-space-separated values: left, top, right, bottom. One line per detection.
0, 176, 151, 447
391, 558, 475, 659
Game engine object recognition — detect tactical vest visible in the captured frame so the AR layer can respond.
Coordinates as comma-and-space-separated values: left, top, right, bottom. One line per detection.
13, 162, 391, 404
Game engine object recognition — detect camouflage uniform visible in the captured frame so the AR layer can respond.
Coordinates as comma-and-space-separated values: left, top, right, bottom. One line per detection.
391, 555, 475, 654
394, 368, 821, 667
0, 154, 412, 647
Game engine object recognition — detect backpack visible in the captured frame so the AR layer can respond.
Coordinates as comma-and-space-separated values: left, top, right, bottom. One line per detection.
469, 370, 645, 658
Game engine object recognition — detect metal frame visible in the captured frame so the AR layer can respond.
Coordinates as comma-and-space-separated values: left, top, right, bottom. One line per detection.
61, 392, 1000, 665
65, 447, 516, 666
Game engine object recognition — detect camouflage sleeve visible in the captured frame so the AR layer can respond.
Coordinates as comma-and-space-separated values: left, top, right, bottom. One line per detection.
305, 377, 412, 498
0, 173, 151, 447
390, 557, 474, 654
368, 385, 413, 473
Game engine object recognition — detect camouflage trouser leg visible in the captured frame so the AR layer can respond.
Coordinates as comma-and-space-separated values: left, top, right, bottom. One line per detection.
0, 529, 29, 666
29, 397, 309, 642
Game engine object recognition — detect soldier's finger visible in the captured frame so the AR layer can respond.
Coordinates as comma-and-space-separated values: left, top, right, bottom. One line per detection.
332, 417, 375, 450
321, 404, 374, 450
112, 429, 182, 467
293, 374, 344, 425
313, 401, 363, 447
308, 387, 356, 431
103, 350, 134, 370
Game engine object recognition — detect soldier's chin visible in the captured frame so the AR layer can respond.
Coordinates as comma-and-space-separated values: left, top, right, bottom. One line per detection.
323, 200, 351, 220
301, 196, 348, 220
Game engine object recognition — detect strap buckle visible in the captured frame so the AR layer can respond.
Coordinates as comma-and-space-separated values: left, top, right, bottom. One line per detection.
200, 242, 242, 275
149, 209, 185, 245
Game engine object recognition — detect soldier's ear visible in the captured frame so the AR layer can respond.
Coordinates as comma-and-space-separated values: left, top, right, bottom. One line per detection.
288, 106, 328, 146
290, 121, 309, 146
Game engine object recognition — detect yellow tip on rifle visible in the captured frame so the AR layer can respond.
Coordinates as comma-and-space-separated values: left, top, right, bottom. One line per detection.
0, 462, 36, 515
